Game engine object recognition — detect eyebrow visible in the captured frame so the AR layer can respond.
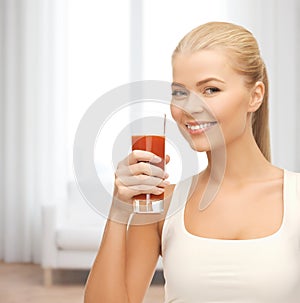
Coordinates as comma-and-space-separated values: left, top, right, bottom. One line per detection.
171, 82, 186, 88
196, 77, 225, 86
171, 77, 225, 88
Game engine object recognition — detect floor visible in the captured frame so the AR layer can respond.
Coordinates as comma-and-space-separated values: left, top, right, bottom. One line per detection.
0, 262, 164, 303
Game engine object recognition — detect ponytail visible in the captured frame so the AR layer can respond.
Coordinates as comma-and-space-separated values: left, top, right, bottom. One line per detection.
252, 64, 271, 161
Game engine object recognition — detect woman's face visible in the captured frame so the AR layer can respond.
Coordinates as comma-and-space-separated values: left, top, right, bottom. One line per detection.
171, 49, 259, 152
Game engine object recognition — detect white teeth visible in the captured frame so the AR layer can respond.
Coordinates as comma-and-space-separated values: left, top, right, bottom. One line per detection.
186, 122, 216, 130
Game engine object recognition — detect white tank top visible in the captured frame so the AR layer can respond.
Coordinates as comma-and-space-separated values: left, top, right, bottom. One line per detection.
162, 170, 300, 303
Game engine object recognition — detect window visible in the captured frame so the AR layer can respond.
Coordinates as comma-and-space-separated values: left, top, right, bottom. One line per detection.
67, 0, 130, 188
67, 0, 230, 189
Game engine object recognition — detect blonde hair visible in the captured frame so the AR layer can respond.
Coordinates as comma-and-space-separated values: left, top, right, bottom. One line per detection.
173, 22, 271, 161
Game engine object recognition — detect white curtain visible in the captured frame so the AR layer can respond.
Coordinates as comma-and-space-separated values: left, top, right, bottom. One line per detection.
225, 0, 300, 171
0, 0, 68, 263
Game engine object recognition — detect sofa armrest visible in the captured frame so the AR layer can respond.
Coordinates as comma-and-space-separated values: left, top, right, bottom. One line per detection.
41, 204, 59, 268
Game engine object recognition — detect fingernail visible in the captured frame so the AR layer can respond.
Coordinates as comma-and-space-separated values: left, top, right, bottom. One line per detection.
150, 156, 162, 163
164, 172, 169, 178
163, 180, 170, 185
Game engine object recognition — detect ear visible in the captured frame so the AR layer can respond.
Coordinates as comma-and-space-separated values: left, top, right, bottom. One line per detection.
248, 81, 265, 112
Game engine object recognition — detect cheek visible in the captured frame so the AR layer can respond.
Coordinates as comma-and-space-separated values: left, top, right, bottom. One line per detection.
212, 99, 249, 137
170, 104, 182, 122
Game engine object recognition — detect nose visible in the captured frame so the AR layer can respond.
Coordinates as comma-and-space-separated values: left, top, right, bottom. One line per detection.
181, 93, 205, 116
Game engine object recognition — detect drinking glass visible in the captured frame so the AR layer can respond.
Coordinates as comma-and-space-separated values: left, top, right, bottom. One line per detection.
131, 114, 166, 213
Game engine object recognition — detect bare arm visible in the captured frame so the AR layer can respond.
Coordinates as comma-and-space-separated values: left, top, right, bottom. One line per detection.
84, 218, 131, 303
84, 151, 169, 303
84, 214, 162, 303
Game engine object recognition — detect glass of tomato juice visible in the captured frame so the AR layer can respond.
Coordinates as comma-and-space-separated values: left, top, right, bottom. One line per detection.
131, 114, 166, 213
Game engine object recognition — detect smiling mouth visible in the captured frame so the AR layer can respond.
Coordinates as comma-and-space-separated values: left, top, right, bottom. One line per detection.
185, 121, 217, 132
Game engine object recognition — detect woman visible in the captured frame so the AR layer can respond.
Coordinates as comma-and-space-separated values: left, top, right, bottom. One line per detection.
84, 22, 300, 303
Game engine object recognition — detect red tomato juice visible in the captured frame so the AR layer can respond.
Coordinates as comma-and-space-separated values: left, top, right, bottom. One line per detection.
131, 135, 165, 201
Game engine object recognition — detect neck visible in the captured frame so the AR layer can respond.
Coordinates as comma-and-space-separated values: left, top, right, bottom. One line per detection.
205, 128, 272, 184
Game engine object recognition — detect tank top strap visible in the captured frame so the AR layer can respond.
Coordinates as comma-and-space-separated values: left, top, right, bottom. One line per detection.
162, 175, 194, 253
283, 170, 300, 231
167, 175, 194, 216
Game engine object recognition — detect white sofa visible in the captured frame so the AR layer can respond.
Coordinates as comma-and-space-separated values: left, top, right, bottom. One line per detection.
41, 183, 162, 286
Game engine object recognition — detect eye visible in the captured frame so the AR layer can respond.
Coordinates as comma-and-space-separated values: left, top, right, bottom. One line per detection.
171, 89, 189, 100
203, 87, 220, 96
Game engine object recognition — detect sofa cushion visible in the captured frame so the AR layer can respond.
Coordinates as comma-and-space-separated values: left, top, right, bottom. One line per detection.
56, 225, 104, 251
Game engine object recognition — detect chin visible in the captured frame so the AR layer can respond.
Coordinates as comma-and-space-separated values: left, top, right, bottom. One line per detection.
189, 142, 211, 153
179, 129, 212, 152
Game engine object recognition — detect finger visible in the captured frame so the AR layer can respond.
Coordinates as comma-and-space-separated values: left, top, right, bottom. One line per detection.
116, 162, 166, 179
117, 174, 170, 187
129, 162, 166, 178
127, 185, 165, 196
165, 154, 170, 164
115, 183, 165, 202
120, 150, 162, 166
